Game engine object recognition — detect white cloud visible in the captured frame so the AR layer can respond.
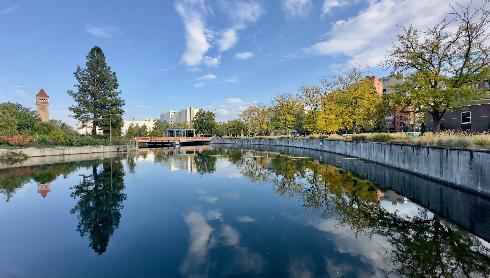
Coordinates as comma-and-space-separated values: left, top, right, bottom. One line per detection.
234, 51, 254, 60
195, 73, 217, 80
203, 55, 221, 67
225, 97, 243, 104
175, 0, 211, 67
175, 0, 264, 67
218, 28, 238, 51
219, 0, 264, 29
282, 0, 313, 19
1, 5, 18, 15
221, 75, 240, 83
207, 97, 256, 120
194, 82, 205, 88
237, 215, 256, 223
305, 0, 478, 67
322, 0, 351, 15
85, 24, 119, 38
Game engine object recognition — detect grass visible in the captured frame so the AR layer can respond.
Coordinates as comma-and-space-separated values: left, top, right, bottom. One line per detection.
228, 132, 490, 150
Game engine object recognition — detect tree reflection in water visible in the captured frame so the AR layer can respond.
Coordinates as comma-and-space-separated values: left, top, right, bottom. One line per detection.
194, 153, 217, 175
70, 159, 126, 255
0, 161, 95, 201
212, 148, 490, 277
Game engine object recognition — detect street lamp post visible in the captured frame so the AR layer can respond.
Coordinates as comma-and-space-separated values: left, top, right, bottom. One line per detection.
109, 114, 112, 145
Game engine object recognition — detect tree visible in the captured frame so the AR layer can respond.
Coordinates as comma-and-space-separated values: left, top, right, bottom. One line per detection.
171, 121, 192, 129
68, 46, 125, 136
241, 105, 271, 136
389, 2, 489, 131
149, 120, 169, 137
125, 124, 137, 139
299, 68, 363, 110
0, 108, 18, 135
214, 122, 227, 137
339, 79, 385, 133
0, 102, 38, 134
193, 109, 216, 135
225, 119, 247, 136
270, 93, 304, 134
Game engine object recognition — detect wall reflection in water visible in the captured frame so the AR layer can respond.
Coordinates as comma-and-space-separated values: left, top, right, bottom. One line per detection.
208, 147, 490, 277
0, 146, 489, 277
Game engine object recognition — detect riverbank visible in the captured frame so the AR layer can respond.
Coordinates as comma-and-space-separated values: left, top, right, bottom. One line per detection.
212, 138, 490, 196
0, 145, 137, 169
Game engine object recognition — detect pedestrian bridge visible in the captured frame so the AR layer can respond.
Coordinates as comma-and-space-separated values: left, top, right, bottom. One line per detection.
134, 137, 212, 147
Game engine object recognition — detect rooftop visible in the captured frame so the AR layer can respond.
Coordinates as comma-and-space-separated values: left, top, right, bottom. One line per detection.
36, 89, 48, 97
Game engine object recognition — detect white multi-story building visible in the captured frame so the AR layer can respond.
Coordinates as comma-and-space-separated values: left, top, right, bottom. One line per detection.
160, 107, 200, 125
122, 118, 157, 134
77, 122, 104, 135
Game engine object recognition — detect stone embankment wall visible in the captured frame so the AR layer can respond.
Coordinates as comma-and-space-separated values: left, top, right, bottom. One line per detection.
212, 138, 490, 196
0, 145, 137, 169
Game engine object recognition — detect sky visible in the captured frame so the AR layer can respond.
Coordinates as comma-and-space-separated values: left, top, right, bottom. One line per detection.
0, 0, 482, 126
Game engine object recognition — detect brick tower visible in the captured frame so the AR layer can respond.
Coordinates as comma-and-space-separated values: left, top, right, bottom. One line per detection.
36, 89, 49, 122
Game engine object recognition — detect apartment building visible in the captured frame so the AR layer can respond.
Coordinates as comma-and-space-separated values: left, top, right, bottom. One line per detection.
122, 118, 157, 134
160, 107, 200, 125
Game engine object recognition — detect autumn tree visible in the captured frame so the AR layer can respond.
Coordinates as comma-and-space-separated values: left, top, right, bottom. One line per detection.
68, 46, 125, 136
388, 2, 489, 131
240, 105, 271, 136
270, 93, 304, 134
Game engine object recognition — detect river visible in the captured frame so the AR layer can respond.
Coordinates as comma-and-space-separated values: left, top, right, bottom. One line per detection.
0, 146, 488, 277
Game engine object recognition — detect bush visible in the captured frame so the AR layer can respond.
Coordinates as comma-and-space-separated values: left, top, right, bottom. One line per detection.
351, 135, 367, 141
370, 134, 394, 142
0, 135, 35, 146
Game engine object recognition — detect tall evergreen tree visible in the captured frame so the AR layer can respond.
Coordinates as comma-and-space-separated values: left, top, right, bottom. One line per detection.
68, 46, 125, 136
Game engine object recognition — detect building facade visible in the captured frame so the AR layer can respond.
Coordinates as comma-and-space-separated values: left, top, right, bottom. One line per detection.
36, 89, 49, 122
122, 118, 156, 135
368, 76, 384, 96
160, 107, 199, 125
76, 122, 104, 135
380, 75, 417, 132
425, 98, 490, 132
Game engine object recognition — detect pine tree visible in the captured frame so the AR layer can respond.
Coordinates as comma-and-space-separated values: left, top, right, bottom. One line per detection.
68, 46, 125, 136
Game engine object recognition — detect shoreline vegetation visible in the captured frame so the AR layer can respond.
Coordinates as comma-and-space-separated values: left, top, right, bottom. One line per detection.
219, 131, 490, 150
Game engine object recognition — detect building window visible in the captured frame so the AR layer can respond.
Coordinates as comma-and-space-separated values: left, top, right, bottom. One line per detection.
461, 111, 471, 124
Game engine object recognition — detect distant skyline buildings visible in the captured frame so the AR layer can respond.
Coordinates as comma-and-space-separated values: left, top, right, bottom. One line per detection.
160, 107, 200, 125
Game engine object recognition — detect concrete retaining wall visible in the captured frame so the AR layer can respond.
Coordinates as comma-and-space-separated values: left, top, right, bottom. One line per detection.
0, 145, 137, 169
212, 138, 490, 196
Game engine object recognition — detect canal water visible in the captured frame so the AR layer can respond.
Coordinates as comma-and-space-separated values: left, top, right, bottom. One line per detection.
0, 147, 489, 277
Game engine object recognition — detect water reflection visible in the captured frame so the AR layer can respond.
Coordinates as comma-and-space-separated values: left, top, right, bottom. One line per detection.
70, 159, 126, 255
208, 148, 490, 277
0, 147, 488, 277
0, 161, 95, 201
179, 211, 265, 277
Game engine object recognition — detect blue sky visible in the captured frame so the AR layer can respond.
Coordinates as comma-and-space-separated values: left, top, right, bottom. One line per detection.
0, 0, 477, 125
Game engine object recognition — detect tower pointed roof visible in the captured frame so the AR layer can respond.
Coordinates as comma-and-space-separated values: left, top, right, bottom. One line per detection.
36, 89, 48, 97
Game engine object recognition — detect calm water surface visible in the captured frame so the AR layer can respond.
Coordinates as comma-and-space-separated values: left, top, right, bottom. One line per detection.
0, 147, 489, 277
